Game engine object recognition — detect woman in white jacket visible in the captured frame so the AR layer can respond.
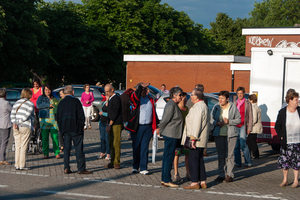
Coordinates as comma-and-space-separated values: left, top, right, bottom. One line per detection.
181, 88, 210, 189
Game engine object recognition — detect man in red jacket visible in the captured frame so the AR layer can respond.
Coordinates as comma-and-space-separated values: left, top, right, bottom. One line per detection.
126, 83, 159, 175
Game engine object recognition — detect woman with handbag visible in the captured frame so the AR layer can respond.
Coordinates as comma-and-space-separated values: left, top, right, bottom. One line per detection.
36, 84, 60, 159
81, 84, 94, 130
211, 91, 241, 183
275, 91, 300, 188
10, 89, 35, 170
155, 87, 183, 188
181, 88, 210, 189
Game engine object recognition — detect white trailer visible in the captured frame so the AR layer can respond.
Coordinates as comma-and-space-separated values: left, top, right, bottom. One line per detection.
249, 47, 300, 150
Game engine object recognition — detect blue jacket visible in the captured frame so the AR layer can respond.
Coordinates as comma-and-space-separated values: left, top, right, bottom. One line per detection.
36, 95, 51, 118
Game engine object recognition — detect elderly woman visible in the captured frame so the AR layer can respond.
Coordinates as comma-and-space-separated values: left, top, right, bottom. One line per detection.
81, 84, 95, 130
211, 91, 241, 183
156, 87, 183, 188
182, 88, 210, 189
37, 84, 60, 159
275, 91, 300, 188
11, 89, 35, 170
0, 88, 12, 165
247, 94, 262, 159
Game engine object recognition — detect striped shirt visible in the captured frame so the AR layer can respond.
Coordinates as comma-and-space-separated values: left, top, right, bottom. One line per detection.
10, 98, 35, 130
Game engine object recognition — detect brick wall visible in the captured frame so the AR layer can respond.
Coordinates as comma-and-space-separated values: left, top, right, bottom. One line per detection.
126, 61, 250, 93
245, 35, 300, 56
233, 71, 250, 93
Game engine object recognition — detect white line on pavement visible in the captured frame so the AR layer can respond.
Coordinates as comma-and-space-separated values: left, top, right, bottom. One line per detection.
41, 190, 110, 199
0, 185, 8, 187
206, 191, 287, 200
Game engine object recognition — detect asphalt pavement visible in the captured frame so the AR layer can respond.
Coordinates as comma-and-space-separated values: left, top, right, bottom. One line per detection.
0, 122, 298, 200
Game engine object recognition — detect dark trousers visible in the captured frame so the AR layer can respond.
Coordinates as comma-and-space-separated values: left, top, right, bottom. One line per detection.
0, 128, 11, 161
99, 122, 110, 154
64, 132, 86, 172
189, 148, 206, 182
247, 134, 259, 159
161, 136, 177, 183
131, 124, 152, 171
58, 130, 64, 148
34, 111, 40, 134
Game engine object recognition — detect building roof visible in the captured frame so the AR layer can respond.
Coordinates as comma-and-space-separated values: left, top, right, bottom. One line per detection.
242, 28, 300, 35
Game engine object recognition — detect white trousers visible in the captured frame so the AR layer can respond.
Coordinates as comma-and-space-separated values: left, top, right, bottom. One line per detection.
13, 127, 31, 169
83, 105, 92, 127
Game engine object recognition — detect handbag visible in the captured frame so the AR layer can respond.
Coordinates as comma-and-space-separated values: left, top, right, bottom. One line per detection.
183, 137, 192, 149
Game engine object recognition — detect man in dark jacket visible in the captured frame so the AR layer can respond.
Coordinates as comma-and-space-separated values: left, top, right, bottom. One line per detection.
126, 83, 158, 175
104, 84, 123, 169
56, 85, 92, 174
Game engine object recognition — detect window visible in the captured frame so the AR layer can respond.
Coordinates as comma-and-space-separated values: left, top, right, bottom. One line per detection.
6, 90, 21, 99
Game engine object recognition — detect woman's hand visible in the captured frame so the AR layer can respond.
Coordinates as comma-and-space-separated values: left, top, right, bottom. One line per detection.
155, 128, 160, 136
50, 104, 54, 108
86, 101, 89, 104
217, 121, 224, 127
99, 111, 103, 116
223, 117, 229, 124
13, 123, 18, 130
191, 140, 196, 149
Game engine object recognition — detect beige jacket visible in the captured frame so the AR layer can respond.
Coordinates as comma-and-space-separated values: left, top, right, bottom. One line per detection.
181, 101, 210, 148
250, 103, 263, 134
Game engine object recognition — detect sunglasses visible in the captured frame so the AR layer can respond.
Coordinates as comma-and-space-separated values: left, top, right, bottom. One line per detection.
178, 93, 183, 96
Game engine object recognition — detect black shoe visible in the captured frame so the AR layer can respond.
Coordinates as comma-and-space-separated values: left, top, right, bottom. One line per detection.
224, 176, 233, 183
64, 169, 72, 174
104, 163, 114, 168
214, 176, 225, 182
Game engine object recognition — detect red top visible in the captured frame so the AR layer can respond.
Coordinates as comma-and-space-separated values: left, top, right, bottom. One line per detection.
30, 88, 42, 112
237, 102, 245, 128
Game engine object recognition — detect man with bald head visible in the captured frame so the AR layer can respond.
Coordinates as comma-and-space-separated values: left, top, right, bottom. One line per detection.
104, 84, 123, 169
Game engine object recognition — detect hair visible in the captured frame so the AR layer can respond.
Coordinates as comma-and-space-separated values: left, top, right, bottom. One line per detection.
32, 77, 41, 87
105, 84, 114, 90
219, 91, 230, 99
195, 84, 204, 92
83, 84, 90, 89
42, 84, 54, 98
21, 88, 32, 99
236, 87, 245, 93
64, 85, 73, 95
286, 91, 299, 104
124, 88, 134, 96
249, 94, 258, 103
182, 92, 187, 97
169, 87, 183, 99
161, 84, 166, 87
0, 88, 7, 98
59, 89, 64, 93
286, 88, 295, 95
193, 88, 204, 100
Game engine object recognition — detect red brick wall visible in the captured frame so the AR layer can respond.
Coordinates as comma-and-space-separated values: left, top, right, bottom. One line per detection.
126, 62, 249, 93
245, 35, 300, 57
233, 71, 250, 93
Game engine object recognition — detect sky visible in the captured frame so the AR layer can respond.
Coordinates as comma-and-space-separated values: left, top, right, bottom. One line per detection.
45, 0, 264, 28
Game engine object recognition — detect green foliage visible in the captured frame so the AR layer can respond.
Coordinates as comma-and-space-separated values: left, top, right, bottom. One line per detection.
249, 0, 300, 27
0, 0, 49, 83
37, 0, 124, 87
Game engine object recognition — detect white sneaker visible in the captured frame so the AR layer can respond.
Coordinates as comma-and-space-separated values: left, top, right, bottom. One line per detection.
132, 169, 138, 174
139, 170, 150, 175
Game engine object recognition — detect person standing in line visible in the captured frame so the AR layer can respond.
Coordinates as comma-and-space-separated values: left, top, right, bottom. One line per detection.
173, 92, 190, 182
81, 84, 94, 130
126, 83, 159, 175
104, 84, 123, 169
161, 84, 169, 94
186, 84, 209, 157
36, 84, 60, 159
234, 87, 253, 168
98, 95, 110, 161
120, 88, 134, 140
282, 89, 296, 108
275, 91, 300, 188
211, 91, 241, 183
30, 77, 42, 134
58, 89, 65, 152
182, 88, 210, 189
247, 94, 262, 159
0, 88, 12, 165
56, 85, 92, 174
10, 89, 34, 170
155, 87, 183, 188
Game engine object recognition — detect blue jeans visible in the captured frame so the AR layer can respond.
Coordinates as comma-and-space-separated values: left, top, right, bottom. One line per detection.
64, 132, 86, 172
131, 124, 152, 171
99, 122, 110, 154
161, 136, 177, 183
234, 125, 252, 166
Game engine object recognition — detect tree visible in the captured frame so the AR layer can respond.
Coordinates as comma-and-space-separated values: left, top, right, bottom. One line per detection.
249, 0, 300, 27
0, 0, 49, 83
37, 1, 124, 87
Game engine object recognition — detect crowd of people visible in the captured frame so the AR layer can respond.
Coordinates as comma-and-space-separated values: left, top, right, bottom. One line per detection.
0, 78, 300, 189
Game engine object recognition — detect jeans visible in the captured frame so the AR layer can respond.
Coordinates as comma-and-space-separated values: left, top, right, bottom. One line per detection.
99, 122, 110, 154
234, 125, 252, 166
189, 148, 206, 182
161, 136, 177, 183
131, 124, 152, 171
64, 132, 86, 172
0, 128, 11, 161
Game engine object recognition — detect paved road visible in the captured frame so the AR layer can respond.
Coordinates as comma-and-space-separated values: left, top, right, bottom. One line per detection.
0, 122, 298, 200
